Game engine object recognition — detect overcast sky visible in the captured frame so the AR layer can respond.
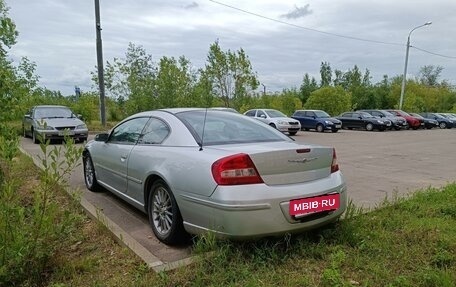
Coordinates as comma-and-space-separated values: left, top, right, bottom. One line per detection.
7, 0, 456, 96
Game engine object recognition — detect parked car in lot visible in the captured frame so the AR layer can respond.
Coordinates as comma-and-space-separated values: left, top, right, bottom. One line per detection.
438, 113, 456, 122
386, 110, 422, 130
420, 112, 454, 129
244, 109, 301, 135
23, 105, 88, 144
357, 109, 408, 130
291, 110, 342, 133
409, 113, 439, 129
83, 108, 347, 244
336, 111, 391, 131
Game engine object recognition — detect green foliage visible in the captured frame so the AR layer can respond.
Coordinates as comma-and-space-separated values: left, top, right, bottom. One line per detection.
299, 73, 318, 107
0, 0, 18, 56
155, 56, 198, 108
305, 86, 352, 116
204, 40, 259, 109
0, 127, 83, 286
320, 61, 332, 87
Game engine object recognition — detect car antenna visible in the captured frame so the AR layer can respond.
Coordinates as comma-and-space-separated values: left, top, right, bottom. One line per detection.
199, 107, 208, 151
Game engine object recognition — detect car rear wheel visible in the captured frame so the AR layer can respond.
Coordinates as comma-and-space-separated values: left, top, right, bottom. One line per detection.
439, 122, 447, 129
148, 180, 187, 245
83, 154, 101, 192
316, 124, 324, 132
365, 123, 374, 131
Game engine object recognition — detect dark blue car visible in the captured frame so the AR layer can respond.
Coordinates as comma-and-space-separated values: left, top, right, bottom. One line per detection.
291, 110, 342, 133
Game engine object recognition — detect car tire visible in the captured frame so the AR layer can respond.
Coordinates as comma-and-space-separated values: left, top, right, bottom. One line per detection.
269, 123, 277, 129
289, 131, 297, 136
331, 129, 339, 133
22, 125, 28, 138
365, 123, 374, 131
439, 122, 447, 129
148, 180, 188, 245
304, 128, 309, 131
83, 154, 102, 192
32, 130, 39, 144
316, 124, 324, 133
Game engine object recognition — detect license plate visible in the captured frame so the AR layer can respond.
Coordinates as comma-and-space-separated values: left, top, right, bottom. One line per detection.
335, 125, 341, 128
289, 194, 340, 216
59, 130, 74, 136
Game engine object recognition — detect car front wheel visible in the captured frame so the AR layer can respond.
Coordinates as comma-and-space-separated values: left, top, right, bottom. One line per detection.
316, 124, 324, 132
83, 154, 101, 192
439, 122, 447, 129
365, 123, 374, 131
148, 180, 187, 245
32, 130, 39, 144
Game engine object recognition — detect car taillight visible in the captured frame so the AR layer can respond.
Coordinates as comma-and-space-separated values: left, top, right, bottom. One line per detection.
331, 148, 339, 173
211, 153, 264, 185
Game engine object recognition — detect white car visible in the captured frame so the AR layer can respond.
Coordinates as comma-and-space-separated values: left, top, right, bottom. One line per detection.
244, 109, 301, 135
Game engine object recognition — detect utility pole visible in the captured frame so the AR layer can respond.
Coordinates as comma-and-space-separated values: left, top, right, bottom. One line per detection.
261, 83, 266, 96
94, 0, 106, 127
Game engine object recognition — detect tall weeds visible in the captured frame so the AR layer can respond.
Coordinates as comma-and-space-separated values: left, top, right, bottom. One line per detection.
0, 127, 83, 286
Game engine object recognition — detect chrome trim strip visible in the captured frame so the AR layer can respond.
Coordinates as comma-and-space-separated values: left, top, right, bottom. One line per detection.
127, 175, 142, 184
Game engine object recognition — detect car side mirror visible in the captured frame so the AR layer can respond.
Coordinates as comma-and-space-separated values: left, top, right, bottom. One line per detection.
24, 114, 31, 118
312, 116, 316, 119
95, 133, 109, 142
359, 116, 363, 119
259, 114, 266, 119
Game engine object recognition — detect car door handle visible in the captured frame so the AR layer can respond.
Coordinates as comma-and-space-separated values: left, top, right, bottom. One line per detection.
120, 155, 127, 162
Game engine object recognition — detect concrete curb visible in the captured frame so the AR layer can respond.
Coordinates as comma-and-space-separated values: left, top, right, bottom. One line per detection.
19, 146, 196, 272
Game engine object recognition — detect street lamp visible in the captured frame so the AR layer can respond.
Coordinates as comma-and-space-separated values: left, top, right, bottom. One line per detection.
399, 21, 432, 110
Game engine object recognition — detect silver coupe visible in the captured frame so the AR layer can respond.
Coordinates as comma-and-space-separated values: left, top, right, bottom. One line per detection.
23, 105, 88, 143
83, 108, 347, 244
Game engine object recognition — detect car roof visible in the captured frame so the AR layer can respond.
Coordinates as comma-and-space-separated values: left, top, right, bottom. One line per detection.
34, 105, 69, 108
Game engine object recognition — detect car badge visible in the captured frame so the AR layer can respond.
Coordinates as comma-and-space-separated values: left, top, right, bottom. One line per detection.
288, 157, 318, 163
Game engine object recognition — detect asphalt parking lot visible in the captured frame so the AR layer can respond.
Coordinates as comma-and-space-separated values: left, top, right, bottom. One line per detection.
19, 127, 456, 270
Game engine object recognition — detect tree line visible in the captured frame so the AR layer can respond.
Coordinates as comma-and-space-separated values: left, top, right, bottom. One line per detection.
1, 0, 455, 124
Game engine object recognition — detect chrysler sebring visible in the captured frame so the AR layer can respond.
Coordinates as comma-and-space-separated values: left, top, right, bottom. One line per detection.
83, 109, 347, 244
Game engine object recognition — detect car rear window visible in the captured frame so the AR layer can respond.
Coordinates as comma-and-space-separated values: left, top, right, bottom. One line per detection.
176, 110, 291, 145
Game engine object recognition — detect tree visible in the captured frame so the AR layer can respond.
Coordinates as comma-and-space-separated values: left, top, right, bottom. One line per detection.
418, 65, 444, 87
304, 86, 351, 116
155, 56, 196, 108
101, 43, 156, 114
0, 0, 17, 56
204, 41, 259, 109
299, 73, 318, 107
319, 61, 332, 87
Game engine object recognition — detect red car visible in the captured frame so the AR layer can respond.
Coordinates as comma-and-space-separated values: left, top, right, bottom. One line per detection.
386, 110, 422, 130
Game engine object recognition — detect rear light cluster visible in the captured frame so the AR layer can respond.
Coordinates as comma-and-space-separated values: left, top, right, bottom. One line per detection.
331, 148, 339, 173
211, 153, 263, 185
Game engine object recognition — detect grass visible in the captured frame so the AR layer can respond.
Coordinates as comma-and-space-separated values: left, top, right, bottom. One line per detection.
1, 136, 455, 286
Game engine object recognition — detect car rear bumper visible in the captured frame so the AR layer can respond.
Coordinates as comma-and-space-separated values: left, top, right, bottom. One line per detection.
179, 172, 347, 238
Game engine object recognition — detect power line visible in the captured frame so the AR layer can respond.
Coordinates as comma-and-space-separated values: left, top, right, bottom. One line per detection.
208, 0, 456, 60
208, 0, 403, 47
411, 45, 456, 59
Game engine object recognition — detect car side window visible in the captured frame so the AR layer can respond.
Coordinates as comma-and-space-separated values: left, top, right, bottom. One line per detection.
257, 110, 266, 118
139, 118, 170, 144
343, 113, 352, 117
307, 111, 315, 117
371, 111, 379, 117
245, 110, 256, 117
109, 117, 149, 144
